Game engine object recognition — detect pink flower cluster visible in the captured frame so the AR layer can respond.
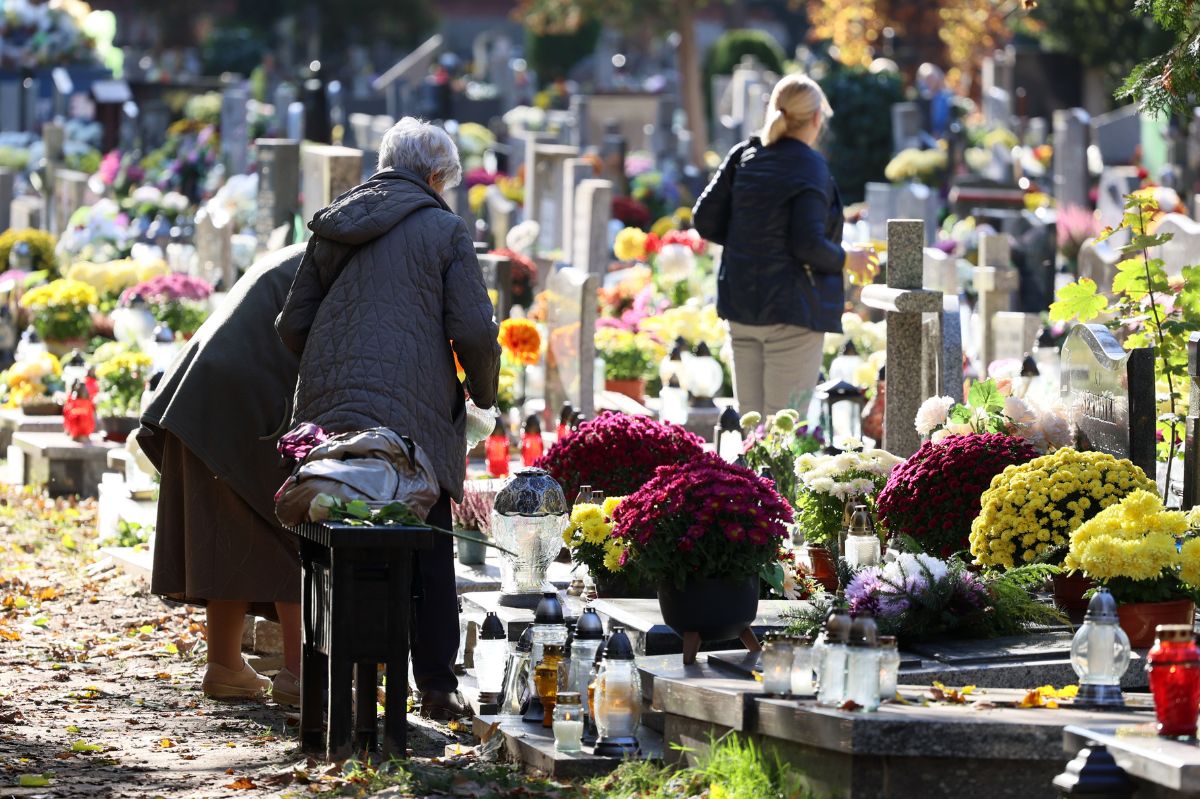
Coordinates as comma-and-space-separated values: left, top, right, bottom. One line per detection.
120, 274, 214, 306
535, 411, 705, 503
612, 451, 792, 586
876, 434, 1039, 557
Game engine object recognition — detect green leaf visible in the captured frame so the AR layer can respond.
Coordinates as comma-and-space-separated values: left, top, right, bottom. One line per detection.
71, 740, 103, 753
18, 775, 50, 787
1050, 279, 1109, 323
345, 500, 372, 520
968, 379, 1005, 412
760, 562, 786, 596
948, 405, 972, 424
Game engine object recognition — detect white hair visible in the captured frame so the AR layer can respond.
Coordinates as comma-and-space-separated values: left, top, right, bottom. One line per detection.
377, 117, 463, 190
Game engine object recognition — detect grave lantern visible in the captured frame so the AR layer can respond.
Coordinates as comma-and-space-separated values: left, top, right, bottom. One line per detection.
490, 470, 569, 608
658, 338, 687, 388
520, 414, 544, 466
566, 607, 605, 703
593, 627, 641, 756
715, 405, 743, 462
843, 504, 881, 568
533, 643, 567, 727
497, 626, 532, 718
63, 379, 95, 441
473, 612, 508, 705
552, 691, 585, 752
683, 342, 724, 406
1147, 624, 1200, 738
1070, 588, 1131, 708
524, 591, 568, 724
828, 338, 864, 383
815, 379, 866, 453
658, 376, 689, 426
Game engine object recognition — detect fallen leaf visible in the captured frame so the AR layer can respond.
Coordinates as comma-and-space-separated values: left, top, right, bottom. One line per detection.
155, 672, 171, 680
65, 725, 80, 733
18, 774, 50, 787
70, 740, 103, 753
159, 738, 175, 748
225, 777, 257, 790
34, 587, 59, 601
0, 626, 20, 641
32, 616, 49, 628
838, 699, 862, 711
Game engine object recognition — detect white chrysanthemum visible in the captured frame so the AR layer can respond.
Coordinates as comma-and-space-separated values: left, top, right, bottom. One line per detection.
914, 396, 955, 436
1004, 395, 1037, 426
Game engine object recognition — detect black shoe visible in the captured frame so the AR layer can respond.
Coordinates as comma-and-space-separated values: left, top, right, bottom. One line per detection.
420, 689, 473, 721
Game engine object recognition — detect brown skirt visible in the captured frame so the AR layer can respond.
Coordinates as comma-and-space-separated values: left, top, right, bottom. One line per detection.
151, 431, 300, 613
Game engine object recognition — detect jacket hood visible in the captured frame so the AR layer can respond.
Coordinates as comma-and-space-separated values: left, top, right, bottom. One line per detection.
307, 169, 449, 246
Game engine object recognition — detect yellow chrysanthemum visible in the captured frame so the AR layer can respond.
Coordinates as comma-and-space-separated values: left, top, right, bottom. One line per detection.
602, 496, 625, 519
613, 227, 648, 262
603, 539, 626, 573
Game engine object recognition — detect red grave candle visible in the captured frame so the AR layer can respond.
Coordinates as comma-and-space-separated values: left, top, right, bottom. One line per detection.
63, 381, 95, 441
485, 418, 510, 478
1147, 624, 1200, 738
521, 415, 544, 466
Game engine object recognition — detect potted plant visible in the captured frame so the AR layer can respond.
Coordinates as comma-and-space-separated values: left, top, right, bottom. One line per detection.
738, 409, 823, 511
876, 434, 1040, 558
18, 278, 97, 355
613, 452, 792, 662
792, 445, 901, 591
595, 328, 653, 403
119, 274, 213, 339
536, 411, 705, 503
1065, 490, 1199, 648
564, 495, 651, 596
451, 485, 497, 566
0, 352, 63, 411
94, 351, 153, 441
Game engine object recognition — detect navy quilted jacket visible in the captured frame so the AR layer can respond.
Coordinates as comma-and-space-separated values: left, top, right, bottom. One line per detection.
276, 169, 501, 501
693, 137, 846, 333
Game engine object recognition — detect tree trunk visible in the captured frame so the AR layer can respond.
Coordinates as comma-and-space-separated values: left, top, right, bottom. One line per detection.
677, 0, 708, 168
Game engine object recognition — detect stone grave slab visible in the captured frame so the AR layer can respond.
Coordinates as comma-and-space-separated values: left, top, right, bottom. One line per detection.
52, 169, 89, 236
1061, 323, 1156, 479
300, 144, 363, 230
1063, 724, 1200, 796
13, 431, 119, 498
590, 598, 794, 656
1054, 108, 1090, 210
460, 591, 534, 642
471, 714, 664, 778
100, 545, 153, 581
543, 266, 597, 429
0, 408, 62, 452
221, 82, 250, 176
1152, 213, 1200, 278
0, 167, 13, 232
454, 556, 574, 595
571, 178, 613, 278
254, 138, 300, 251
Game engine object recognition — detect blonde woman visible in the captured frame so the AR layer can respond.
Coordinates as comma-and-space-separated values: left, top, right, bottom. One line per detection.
693, 74, 877, 418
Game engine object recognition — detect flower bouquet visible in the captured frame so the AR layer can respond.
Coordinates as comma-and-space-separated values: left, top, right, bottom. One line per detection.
0, 352, 63, 409
739, 409, 823, 507
564, 496, 631, 585
19, 279, 98, 344
970, 448, 1158, 569
120, 274, 213, 338
793, 446, 902, 547
451, 484, 498, 565
915, 378, 1071, 452
536, 411, 705, 504
876, 434, 1040, 558
94, 351, 153, 417
1065, 490, 1200, 646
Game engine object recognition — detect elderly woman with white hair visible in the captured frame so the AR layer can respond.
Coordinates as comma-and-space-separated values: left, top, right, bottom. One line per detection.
277, 117, 501, 720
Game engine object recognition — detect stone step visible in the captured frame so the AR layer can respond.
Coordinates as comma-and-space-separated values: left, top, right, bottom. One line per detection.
471, 713, 664, 778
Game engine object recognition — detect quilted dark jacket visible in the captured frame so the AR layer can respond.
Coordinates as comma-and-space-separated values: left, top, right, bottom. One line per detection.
276, 169, 501, 501
693, 137, 846, 333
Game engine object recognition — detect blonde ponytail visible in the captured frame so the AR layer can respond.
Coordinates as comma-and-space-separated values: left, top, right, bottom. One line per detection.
759, 73, 833, 146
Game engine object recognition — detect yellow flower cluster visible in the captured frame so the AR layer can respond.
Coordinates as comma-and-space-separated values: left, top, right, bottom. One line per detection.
94, 351, 153, 383
637, 301, 727, 352
614, 227, 648, 263
66, 259, 167, 297
0, 353, 62, 408
884, 147, 947, 184
20, 279, 99, 311
970, 448, 1157, 569
565, 498, 627, 573
1065, 490, 1187, 581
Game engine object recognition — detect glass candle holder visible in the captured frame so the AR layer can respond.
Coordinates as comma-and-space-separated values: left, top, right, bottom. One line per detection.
553, 693, 585, 752
791, 636, 815, 695
817, 640, 848, 707
878, 636, 899, 701
760, 635, 794, 696
846, 643, 881, 712
843, 534, 881, 568
534, 644, 567, 727
1148, 624, 1200, 738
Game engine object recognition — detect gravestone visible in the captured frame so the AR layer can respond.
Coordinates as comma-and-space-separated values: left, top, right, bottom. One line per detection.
543, 266, 597, 431
1053, 109, 1090, 210
1091, 105, 1141, 166
1096, 166, 1141, 230
254, 139, 300, 251
52, 170, 89, 237
220, 82, 251, 177
567, 95, 590, 148
485, 185, 516, 250
741, 82, 769, 141
973, 234, 1021, 373
41, 121, 64, 234
1076, 236, 1121, 296
10, 196, 42, 231
0, 168, 13, 233
861, 220, 944, 457
194, 207, 235, 290
1151, 213, 1200, 277
1184, 333, 1200, 509
982, 47, 1015, 103
476, 253, 513, 321
891, 103, 924, 153
600, 120, 629, 196
865, 183, 898, 242
992, 311, 1041, 363
1026, 117, 1048, 147
923, 247, 958, 296
560, 158, 593, 261
895, 183, 940, 245
273, 83, 299, 137
523, 140, 579, 254
922, 295, 965, 403
1060, 323, 1156, 478
571, 179, 613, 279
300, 144, 363, 231
983, 88, 1013, 129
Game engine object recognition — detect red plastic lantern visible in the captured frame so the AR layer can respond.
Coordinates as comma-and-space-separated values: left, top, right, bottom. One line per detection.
486, 418, 510, 477
1147, 624, 1200, 738
556, 401, 573, 442
521, 415, 544, 466
63, 381, 95, 441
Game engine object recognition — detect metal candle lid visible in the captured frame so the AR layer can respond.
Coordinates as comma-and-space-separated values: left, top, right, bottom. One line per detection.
493, 468, 568, 517
604, 627, 635, 660
516, 625, 533, 653
534, 592, 564, 625
574, 607, 605, 640
718, 405, 741, 432
849, 611, 878, 647
480, 611, 506, 640
826, 607, 852, 643
1084, 587, 1119, 623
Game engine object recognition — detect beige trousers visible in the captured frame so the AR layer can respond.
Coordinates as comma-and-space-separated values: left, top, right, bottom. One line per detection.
728, 321, 826, 418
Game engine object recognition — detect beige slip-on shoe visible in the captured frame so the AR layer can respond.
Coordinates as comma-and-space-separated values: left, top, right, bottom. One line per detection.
201, 657, 270, 700
271, 669, 301, 708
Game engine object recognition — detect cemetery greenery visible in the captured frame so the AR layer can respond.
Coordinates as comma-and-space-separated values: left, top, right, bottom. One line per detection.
450, 485, 497, 535
0, 229, 57, 275
565, 495, 628, 582
611, 451, 792, 591
876, 434, 1040, 559
738, 409, 823, 511
1064, 489, 1200, 604
536, 412, 705, 503
19, 279, 97, 342
970, 449, 1158, 569
119, 274, 214, 338
1049, 191, 1197, 483
791, 445, 901, 548
94, 351, 153, 417
1116, 0, 1200, 116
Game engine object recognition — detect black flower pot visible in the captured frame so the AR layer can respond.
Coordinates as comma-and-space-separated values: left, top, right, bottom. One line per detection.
658, 574, 760, 662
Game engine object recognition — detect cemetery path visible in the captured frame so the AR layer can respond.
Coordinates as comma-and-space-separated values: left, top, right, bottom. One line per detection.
0, 489, 469, 799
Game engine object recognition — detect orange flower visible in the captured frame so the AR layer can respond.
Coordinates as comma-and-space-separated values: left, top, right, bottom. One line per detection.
499, 318, 541, 366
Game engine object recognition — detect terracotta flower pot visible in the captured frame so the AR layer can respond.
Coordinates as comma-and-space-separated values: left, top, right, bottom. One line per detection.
605, 378, 645, 404
1118, 599, 1196, 649
1051, 572, 1096, 624
799, 544, 838, 593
